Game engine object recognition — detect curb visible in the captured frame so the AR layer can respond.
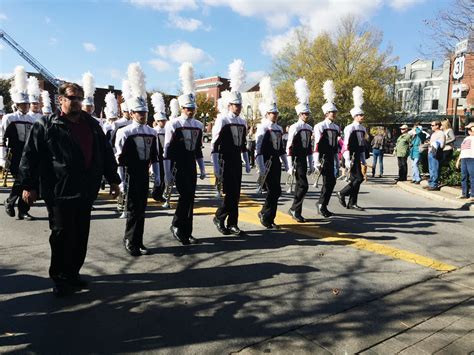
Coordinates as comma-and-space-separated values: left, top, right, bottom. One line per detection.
396, 181, 473, 211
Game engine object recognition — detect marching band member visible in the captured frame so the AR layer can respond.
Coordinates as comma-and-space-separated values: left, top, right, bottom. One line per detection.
27, 76, 43, 121
3, 66, 35, 220
151, 92, 167, 202
115, 63, 160, 256
313, 80, 341, 218
286, 78, 314, 222
164, 62, 205, 245
41, 90, 52, 115
256, 76, 289, 229
102, 92, 119, 143
211, 60, 251, 236
337, 86, 367, 211
81, 72, 102, 127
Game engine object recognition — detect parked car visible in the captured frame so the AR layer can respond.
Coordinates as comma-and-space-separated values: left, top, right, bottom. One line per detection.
203, 132, 212, 143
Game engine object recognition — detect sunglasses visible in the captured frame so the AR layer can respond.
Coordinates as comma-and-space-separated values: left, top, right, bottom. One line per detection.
64, 95, 84, 102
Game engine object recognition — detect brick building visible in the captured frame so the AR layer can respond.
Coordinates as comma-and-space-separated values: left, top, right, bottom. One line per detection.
195, 76, 230, 106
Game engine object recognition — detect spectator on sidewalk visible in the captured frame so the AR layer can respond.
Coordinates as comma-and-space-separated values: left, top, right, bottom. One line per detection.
456, 122, 474, 200
394, 124, 411, 182
370, 128, 385, 177
409, 125, 427, 184
441, 120, 455, 165
425, 120, 446, 191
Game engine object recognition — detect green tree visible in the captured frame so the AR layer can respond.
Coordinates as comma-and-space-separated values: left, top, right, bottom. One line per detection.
0, 78, 13, 114
273, 16, 398, 127
195, 93, 218, 130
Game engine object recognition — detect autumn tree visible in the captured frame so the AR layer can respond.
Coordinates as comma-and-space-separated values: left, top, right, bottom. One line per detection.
272, 16, 398, 127
195, 93, 218, 130
0, 78, 13, 114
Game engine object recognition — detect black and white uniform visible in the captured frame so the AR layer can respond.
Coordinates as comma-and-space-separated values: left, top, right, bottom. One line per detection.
28, 111, 43, 122
163, 115, 204, 238
313, 118, 340, 207
339, 121, 367, 206
2, 111, 35, 214
153, 125, 166, 199
256, 119, 289, 224
102, 120, 115, 145
211, 112, 250, 227
115, 121, 160, 248
286, 119, 313, 216
110, 118, 132, 151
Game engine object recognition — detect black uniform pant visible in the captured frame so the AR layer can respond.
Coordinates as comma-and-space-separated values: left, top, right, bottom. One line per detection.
290, 157, 308, 215
339, 155, 364, 206
47, 198, 92, 283
260, 158, 281, 224
397, 157, 408, 181
319, 154, 336, 207
216, 156, 242, 226
173, 162, 197, 237
125, 171, 149, 247
6, 169, 30, 215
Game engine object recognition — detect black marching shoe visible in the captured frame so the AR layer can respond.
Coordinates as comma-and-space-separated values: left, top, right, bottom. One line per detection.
228, 225, 243, 235
139, 244, 150, 255
258, 211, 272, 228
68, 275, 89, 289
4, 201, 15, 217
170, 226, 190, 245
336, 192, 347, 208
267, 222, 280, 230
213, 216, 230, 235
124, 238, 141, 257
187, 236, 200, 245
17, 212, 36, 221
52, 284, 73, 297
316, 204, 332, 218
347, 204, 365, 211
288, 209, 306, 223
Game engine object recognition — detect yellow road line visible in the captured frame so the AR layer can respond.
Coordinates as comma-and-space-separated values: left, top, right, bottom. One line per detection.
97, 178, 457, 272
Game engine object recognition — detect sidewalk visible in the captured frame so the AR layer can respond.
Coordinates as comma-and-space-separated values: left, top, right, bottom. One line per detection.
237, 264, 474, 354
397, 180, 474, 212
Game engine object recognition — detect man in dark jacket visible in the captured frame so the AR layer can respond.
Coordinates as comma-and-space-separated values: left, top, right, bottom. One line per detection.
19, 82, 121, 297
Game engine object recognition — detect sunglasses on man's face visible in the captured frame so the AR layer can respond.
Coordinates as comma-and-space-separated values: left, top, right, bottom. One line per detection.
63, 95, 84, 102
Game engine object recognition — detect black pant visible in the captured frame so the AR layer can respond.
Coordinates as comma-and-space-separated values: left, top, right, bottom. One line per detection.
319, 155, 336, 206
6, 173, 30, 215
125, 171, 149, 247
216, 156, 242, 226
173, 161, 197, 237
290, 157, 308, 215
260, 158, 281, 224
339, 155, 364, 206
47, 198, 92, 283
397, 157, 408, 181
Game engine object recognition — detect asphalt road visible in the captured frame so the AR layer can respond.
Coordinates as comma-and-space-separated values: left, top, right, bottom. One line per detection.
0, 145, 472, 354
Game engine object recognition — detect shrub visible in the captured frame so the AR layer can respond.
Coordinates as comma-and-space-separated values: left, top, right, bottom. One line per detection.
440, 150, 461, 186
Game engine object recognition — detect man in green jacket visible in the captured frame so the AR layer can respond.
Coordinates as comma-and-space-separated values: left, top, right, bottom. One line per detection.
394, 124, 412, 181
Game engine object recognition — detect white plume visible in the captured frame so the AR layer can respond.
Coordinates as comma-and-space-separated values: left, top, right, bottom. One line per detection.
322, 80, 336, 104
121, 79, 133, 101
151, 92, 165, 114
352, 86, 364, 108
258, 102, 267, 118
170, 98, 180, 118
127, 62, 147, 99
294, 78, 310, 104
0, 96, 4, 111
259, 76, 276, 103
12, 66, 28, 94
104, 92, 118, 116
228, 59, 246, 93
179, 62, 195, 95
41, 90, 51, 108
27, 76, 41, 97
82, 71, 96, 98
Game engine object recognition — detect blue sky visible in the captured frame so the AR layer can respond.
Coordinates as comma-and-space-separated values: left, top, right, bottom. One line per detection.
0, 0, 448, 95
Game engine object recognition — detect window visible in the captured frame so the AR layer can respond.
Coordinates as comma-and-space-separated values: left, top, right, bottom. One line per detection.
422, 87, 439, 112
397, 89, 411, 111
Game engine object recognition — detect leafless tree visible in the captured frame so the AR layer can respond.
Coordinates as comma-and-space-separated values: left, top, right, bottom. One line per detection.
422, 0, 473, 60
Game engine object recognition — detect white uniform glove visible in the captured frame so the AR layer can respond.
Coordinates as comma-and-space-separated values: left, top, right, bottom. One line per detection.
242, 152, 251, 174
117, 166, 126, 192
256, 155, 265, 176
211, 152, 220, 177
281, 154, 289, 173
152, 162, 161, 186
164, 159, 173, 184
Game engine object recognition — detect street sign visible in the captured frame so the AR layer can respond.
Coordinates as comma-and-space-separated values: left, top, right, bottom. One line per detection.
455, 39, 470, 55
452, 84, 462, 99
452, 56, 465, 80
